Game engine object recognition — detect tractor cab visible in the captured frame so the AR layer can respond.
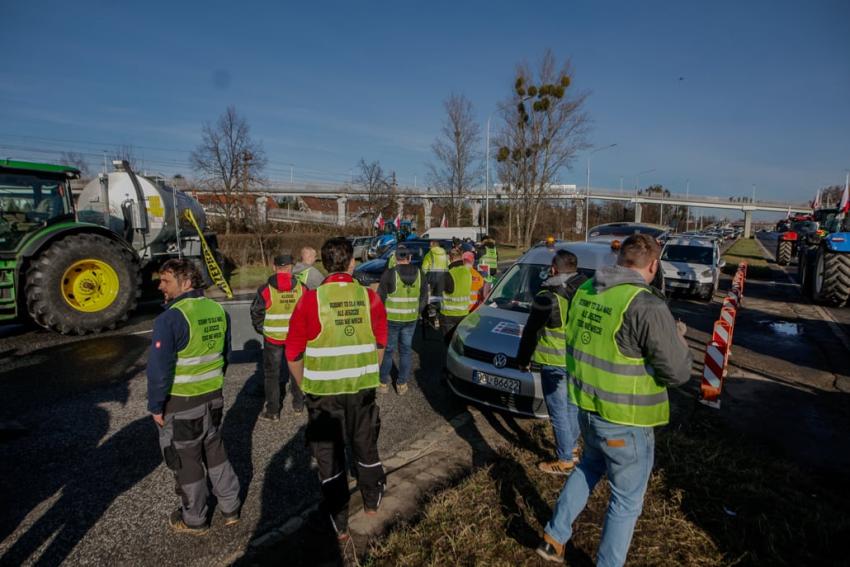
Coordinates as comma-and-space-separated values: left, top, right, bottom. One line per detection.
0, 160, 78, 251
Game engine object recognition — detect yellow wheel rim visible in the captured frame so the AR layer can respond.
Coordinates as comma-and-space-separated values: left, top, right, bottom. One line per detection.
61, 259, 120, 313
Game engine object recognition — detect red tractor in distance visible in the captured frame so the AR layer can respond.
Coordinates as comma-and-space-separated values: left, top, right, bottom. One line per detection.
776, 214, 815, 266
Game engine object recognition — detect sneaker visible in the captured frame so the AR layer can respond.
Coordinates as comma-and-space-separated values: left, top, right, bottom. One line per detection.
259, 411, 280, 422
364, 484, 385, 515
169, 508, 209, 535
378, 383, 389, 394
221, 508, 240, 526
537, 459, 575, 476
535, 534, 565, 562
397, 383, 409, 395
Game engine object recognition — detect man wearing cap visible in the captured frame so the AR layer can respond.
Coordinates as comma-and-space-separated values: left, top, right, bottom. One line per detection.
439, 247, 472, 341
250, 252, 305, 420
377, 245, 427, 395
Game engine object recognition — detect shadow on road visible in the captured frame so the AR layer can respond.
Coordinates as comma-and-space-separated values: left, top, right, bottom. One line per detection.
0, 335, 158, 566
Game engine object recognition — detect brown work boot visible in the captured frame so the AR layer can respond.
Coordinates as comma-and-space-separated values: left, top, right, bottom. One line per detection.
168, 508, 209, 535
537, 459, 575, 476
536, 533, 565, 562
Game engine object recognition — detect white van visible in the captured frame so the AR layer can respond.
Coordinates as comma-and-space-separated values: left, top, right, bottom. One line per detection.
420, 227, 485, 241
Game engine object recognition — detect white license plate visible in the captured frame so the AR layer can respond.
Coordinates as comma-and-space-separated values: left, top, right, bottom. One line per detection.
668, 281, 690, 288
473, 371, 520, 394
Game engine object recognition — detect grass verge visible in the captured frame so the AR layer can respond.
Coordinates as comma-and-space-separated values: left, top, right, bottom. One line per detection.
366, 417, 848, 566
227, 264, 274, 291
722, 238, 773, 279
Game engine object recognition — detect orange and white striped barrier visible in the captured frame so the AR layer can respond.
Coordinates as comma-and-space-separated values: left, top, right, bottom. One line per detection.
699, 261, 747, 408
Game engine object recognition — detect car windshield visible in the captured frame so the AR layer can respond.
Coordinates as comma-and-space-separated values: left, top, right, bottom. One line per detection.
485, 263, 549, 313
589, 225, 665, 238
661, 244, 713, 265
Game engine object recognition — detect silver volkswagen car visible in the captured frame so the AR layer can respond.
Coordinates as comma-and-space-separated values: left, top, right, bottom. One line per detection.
445, 240, 619, 417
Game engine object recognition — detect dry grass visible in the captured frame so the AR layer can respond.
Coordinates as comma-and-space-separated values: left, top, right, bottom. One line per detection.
366, 417, 848, 566
722, 238, 773, 279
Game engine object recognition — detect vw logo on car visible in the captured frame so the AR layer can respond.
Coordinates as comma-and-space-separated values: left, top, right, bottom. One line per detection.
492, 353, 508, 368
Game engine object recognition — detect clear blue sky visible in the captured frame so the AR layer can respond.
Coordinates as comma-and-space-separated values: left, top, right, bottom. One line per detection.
2, 0, 848, 212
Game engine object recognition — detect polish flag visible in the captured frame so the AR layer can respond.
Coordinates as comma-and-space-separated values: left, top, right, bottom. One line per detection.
373, 212, 384, 230
440, 213, 448, 228
393, 213, 402, 229
841, 183, 850, 214
812, 189, 822, 210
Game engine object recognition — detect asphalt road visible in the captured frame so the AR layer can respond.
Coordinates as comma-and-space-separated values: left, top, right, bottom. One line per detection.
2, 245, 848, 565
0, 298, 466, 566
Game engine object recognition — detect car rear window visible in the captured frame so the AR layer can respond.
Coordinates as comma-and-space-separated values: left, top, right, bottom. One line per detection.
661, 244, 713, 265
589, 225, 665, 238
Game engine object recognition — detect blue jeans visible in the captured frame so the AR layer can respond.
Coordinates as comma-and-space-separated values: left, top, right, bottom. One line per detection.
541, 366, 580, 462
380, 320, 416, 385
545, 410, 655, 567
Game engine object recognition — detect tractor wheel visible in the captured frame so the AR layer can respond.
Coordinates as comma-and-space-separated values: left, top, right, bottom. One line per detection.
776, 240, 792, 265
25, 233, 140, 334
813, 247, 850, 307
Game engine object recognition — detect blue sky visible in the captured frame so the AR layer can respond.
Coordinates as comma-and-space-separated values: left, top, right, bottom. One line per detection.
2, 0, 848, 212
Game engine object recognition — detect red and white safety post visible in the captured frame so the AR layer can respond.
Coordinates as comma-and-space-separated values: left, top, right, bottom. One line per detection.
699, 261, 747, 408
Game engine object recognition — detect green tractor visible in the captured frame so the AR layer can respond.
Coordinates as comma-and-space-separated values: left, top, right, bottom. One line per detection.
0, 159, 223, 334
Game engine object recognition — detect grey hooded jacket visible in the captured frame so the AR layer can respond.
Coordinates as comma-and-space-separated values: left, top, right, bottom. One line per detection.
590, 265, 693, 387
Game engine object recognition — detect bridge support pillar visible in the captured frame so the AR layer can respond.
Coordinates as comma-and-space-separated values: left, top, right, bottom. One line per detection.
575, 198, 584, 234
256, 196, 267, 224
471, 200, 482, 227
423, 198, 432, 230
336, 196, 347, 226
634, 202, 642, 223
743, 210, 753, 238
396, 196, 404, 220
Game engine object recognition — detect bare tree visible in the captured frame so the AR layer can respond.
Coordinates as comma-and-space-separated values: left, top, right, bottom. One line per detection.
110, 144, 141, 172
190, 106, 267, 234
352, 158, 395, 227
426, 94, 483, 226
59, 151, 91, 179
494, 50, 591, 247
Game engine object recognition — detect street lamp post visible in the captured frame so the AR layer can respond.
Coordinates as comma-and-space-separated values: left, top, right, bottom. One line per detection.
585, 143, 617, 240
485, 111, 499, 235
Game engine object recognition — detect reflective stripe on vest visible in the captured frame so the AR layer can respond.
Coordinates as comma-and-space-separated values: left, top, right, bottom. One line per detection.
302, 282, 380, 395
565, 280, 669, 427
442, 265, 472, 317
296, 266, 321, 286
170, 297, 226, 397
469, 268, 483, 309
263, 282, 304, 341
385, 270, 420, 323
532, 291, 569, 368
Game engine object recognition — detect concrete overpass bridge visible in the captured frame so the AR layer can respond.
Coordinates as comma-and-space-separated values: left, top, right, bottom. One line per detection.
199, 181, 810, 237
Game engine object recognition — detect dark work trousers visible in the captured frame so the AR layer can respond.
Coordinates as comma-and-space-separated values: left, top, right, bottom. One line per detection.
305, 388, 385, 535
158, 396, 240, 527
263, 341, 304, 414
440, 314, 466, 345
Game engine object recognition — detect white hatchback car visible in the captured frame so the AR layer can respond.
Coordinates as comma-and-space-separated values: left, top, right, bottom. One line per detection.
660, 236, 724, 300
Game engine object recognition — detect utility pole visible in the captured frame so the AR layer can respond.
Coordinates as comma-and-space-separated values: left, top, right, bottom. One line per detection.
685, 179, 690, 232
585, 143, 617, 240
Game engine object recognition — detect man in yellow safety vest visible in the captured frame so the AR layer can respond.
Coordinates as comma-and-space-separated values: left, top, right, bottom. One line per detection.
286, 237, 389, 542
536, 234, 693, 565
147, 259, 240, 534
250, 252, 305, 420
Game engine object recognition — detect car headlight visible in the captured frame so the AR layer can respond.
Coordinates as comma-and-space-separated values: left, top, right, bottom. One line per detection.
701, 269, 713, 278
451, 332, 465, 356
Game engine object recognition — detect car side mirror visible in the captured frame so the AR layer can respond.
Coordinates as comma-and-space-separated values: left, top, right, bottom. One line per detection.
717, 259, 726, 268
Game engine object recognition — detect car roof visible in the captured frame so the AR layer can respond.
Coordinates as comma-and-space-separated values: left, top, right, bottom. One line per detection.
664, 237, 715, 248
518, 241, 618, 271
